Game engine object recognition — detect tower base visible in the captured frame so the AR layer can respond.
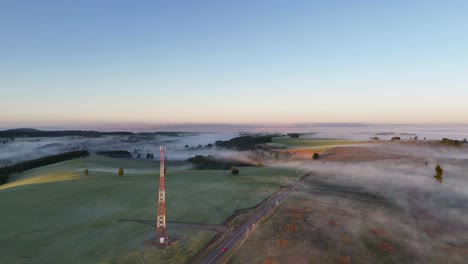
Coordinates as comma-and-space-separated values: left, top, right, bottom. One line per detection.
145, 236, 169, 249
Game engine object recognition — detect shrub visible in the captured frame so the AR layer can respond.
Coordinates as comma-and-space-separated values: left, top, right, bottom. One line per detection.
231, 166, 239, 175
434, 164, 443, 183
83, 169, 89, 176
312, 153, 320, 160
440, 138, 461, 146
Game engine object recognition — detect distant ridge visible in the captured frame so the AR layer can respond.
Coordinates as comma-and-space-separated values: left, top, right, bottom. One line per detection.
4, 128, 40, 132
0, 129, 133, 138
0, 129, 196, 138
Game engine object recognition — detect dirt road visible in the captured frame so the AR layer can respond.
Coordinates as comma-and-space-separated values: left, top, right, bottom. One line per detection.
199, 172, 312, 264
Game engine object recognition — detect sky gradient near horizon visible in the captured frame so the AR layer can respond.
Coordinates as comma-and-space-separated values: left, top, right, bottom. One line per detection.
1, 0, 468, 126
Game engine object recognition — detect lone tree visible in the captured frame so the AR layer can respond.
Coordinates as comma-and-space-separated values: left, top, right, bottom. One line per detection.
434, 164, 443, 184
117, 167, 124, 176
312, 153, 320, 160
83, 169, 89, 176
231, 166, 239, 175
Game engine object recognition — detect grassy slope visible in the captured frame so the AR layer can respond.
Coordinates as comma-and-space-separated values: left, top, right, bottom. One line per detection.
0, 156, 300, 264
271, 137, 357, 150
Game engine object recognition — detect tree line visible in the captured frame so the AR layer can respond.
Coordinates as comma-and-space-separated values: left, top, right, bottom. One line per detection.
0, 129, 133, 138
215, 135, 273, 150
96, 150, 132, 158
187, 155, 251, 170
0, 150, 90, 185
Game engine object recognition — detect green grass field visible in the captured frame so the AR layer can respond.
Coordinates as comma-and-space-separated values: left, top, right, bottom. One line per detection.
0, 156, 301, 264
270, 137, 358, 151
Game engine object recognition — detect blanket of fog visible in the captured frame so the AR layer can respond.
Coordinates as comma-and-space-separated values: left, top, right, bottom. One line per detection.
0, 133, 238, 166
1, 124, 467, 166
276, 143, 468, 252
1, 124, 468, 253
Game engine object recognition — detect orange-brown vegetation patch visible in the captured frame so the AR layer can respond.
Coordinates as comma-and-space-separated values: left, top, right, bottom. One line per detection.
321, 146, 421, 162
378, 242, 397, 254
328, 219, 339, 227
370, 228, 390, 238
340, 236, 353, 244
445, 246, 468, 255
283, 224, 297, 231
264, 257, 280, 264
287, 207, 303, 214
276, 239, 289, 248
336, 255, 351, 264
293, 148, 323, 157
294, 213, 304, 220
277, 148, 324, 159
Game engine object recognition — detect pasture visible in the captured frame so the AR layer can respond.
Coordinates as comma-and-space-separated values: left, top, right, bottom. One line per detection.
0, 156, 301, 263
271, 137, 357, 150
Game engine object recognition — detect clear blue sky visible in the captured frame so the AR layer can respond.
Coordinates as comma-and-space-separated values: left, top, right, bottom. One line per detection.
1, 0, 467, 126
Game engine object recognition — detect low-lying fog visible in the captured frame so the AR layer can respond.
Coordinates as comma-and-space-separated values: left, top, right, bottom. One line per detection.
2, 123, 467, 260
0, 133, 234, 166
273, 137, 467, 260
1, 124, 467, 167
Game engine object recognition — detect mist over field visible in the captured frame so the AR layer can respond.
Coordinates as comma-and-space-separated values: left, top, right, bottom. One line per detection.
0, 132, 234, 166
261, 140, 468, 262
3, 1, 468, 262
1, 123, 468, 263
1, 123, 467, 166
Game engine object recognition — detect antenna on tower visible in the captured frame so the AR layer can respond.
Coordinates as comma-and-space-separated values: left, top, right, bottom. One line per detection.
156, 146, 168, 247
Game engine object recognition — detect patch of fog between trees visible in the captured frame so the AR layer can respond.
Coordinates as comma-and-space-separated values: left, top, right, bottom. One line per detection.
0, 133, 236, 166
273, 158, 468, 246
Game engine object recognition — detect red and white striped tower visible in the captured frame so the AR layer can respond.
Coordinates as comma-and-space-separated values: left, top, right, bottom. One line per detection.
156, 146, 167, 244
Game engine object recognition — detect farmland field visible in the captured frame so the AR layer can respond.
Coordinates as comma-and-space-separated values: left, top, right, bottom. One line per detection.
271, 137, 358, 150
0, 155, 301, 264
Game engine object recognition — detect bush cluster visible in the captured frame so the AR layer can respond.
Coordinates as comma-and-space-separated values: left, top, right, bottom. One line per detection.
440, 138, 462, 146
